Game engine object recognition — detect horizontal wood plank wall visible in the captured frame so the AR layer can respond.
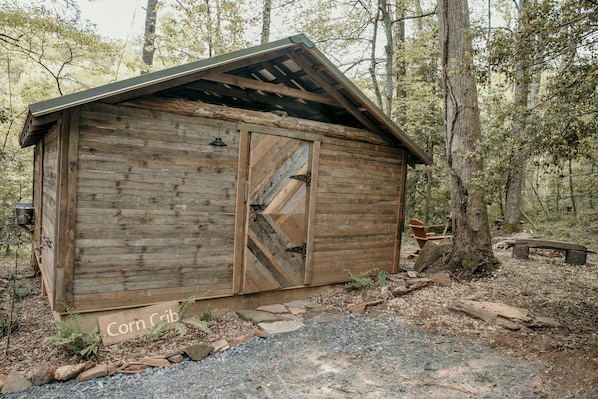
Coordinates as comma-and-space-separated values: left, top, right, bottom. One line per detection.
310, 140, 405, 285
73, 103, 239, 311
40, 125, 59, 306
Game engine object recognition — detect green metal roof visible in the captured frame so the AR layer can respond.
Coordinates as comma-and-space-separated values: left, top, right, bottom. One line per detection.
20, 34, 431, 165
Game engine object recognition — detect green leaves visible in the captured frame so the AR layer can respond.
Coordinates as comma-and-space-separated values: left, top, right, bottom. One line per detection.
143, 297, 211, 342
46, 306, 102, 360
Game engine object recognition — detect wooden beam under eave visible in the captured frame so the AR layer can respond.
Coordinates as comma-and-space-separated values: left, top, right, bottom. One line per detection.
181, 80, 328, 118
202, 73, 338, 106
291, 50, 395, 144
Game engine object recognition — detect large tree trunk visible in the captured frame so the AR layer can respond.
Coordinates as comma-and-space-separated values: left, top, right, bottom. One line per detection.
142, 0, 159, 73
503, 0, 530, 233
438, 0, 497, 275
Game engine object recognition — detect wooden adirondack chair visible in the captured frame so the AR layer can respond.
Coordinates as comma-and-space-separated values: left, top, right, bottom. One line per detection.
407, 218, 452, 259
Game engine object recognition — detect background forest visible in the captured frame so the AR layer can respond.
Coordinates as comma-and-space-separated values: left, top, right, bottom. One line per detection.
1, 0, 597, 258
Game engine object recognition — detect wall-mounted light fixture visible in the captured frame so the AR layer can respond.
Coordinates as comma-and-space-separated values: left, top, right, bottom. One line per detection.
209, 137, 227, 147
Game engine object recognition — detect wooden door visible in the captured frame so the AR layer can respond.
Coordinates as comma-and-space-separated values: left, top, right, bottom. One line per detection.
243, 133, 310, 293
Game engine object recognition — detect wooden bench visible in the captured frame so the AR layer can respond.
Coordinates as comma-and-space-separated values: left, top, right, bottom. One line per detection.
512, 239, 595, 265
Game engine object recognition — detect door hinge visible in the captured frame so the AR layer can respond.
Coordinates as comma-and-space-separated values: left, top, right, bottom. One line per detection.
286, 243, 307, 258
289, 170, 311, 186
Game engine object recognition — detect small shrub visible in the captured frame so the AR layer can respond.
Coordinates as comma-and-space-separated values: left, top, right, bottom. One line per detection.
378, 271, 388, 287
46, 306, 102, 360
344, 268, 379, 290
144, 297, 211, 342
1, 278, 29, 338
0, 309, 19, 336
200, 308, 219, 323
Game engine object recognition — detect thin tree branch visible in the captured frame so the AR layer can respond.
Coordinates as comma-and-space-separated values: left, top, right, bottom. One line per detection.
391, 8, 436, 25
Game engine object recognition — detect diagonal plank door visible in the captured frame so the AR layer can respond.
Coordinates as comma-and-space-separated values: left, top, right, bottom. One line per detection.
244, 133, 309, 293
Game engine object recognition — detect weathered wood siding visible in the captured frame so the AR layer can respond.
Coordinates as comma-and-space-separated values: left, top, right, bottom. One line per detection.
72, 103, 239, 310
39, 125, 59, 299
310, 139, 405, 284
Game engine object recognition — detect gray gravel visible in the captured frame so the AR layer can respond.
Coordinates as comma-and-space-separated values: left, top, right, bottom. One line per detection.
7, 315, 539, 398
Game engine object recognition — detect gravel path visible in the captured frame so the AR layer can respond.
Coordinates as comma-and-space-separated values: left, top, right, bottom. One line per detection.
7, 315, 539, 399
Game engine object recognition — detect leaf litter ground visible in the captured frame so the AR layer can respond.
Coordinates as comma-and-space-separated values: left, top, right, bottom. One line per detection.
0, 241, 596, 398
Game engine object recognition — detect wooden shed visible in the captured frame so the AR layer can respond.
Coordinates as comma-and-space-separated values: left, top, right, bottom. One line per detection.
20, 35, 431, 316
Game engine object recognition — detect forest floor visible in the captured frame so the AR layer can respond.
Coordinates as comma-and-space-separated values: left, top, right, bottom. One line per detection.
0, 238, 596, 398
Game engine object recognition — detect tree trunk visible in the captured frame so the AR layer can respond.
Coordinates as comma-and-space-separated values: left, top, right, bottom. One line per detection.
380, 0, 393, 116
567, 158, 576, 216
438, 0, 497, 275
142, 0, 159, 73
369, 7, 383, 109
503, 0, 530, 233
261, 0, 272, 44
393, 0, 406, 125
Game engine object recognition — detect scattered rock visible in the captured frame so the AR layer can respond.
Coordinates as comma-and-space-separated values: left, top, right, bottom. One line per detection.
140, 358, 171, 368
430, 272, 451, 287
256, 304, 288, 313
1, 371, 32, 394
210, 339, 230, 352
288, 307, 307, 315
406, 278, 432, 286
162, 349, 184, 359
347, 299, 385, 314
347, 303, 367, 314
54, 363, 87, 381
406, 271, 418, 278
283, 300, 319, 309
168, 354, 184, 363
76, 365, 108, 382
257, 320, 304, 335
184, 343, 214, 361
31, 362, 56, 386
236, 309, 286, 324
229, 334, 253, 348
253, 328, 268, 339
121, 364, 150, 373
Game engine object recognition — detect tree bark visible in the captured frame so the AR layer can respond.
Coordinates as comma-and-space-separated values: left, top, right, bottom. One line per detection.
438, 0, 497, 275
142, 0, 159, 73
503, 0, 530, 233
379, 0, 393, 116
261, 0, 273, 44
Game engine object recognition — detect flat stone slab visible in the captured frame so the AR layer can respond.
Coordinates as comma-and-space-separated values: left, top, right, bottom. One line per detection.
283, 300, 319, 309
310, 312, 347, 324
236, 309, 287, 324
256, 304, 289, 313
258, 320, 304, 334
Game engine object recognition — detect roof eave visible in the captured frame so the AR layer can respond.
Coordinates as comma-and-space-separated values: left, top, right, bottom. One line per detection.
302, 45, 432, 165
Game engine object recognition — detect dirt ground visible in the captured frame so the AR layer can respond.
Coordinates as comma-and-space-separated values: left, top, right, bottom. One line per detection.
0, 239, 596, 398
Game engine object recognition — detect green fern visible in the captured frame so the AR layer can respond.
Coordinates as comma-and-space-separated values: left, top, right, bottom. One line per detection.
143, 297, 210, 342
344, 268, 379, 290
46, 306, 102, 360
378, 271, 388, 287
184, 316, 212, 333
